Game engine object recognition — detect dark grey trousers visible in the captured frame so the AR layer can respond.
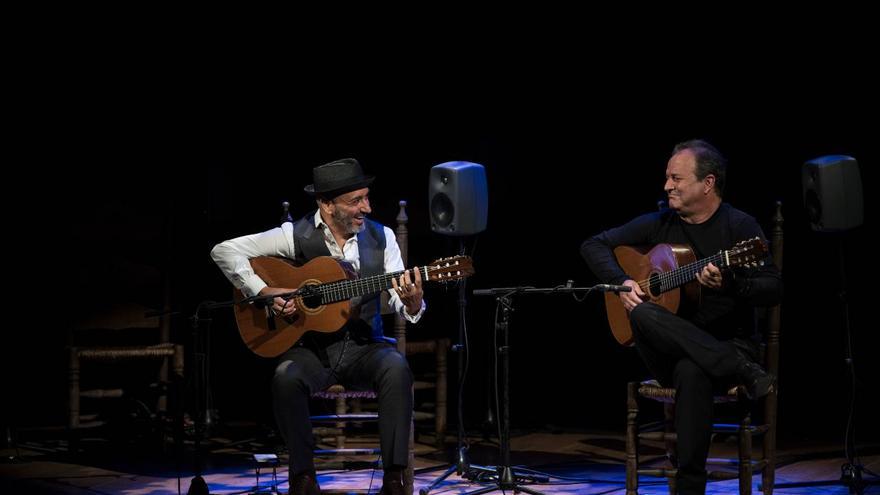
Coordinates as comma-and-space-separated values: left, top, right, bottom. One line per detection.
272, 331, 413, 474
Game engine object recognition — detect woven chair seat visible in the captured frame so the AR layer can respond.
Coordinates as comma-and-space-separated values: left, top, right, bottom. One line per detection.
76, 343, 177, 361
311, 384, 378, 400
638, 379, 742, 404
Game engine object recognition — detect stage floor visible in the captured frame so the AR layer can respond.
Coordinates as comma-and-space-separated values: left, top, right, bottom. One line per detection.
2, 427, 878, 494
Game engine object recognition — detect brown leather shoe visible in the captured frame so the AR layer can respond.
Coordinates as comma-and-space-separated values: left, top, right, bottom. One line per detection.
290, 471, 321, 495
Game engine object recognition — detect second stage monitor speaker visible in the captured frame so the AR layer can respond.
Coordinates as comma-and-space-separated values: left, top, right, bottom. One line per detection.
802, 155, 863, 232
429, 161, 488, 236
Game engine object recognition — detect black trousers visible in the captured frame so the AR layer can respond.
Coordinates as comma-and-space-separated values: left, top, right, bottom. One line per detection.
272, 331, 413, 474
629, 303, 748, 495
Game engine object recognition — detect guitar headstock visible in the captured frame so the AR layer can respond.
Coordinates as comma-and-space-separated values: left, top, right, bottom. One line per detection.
425, 255, 475, 282
726, 237, 768, 268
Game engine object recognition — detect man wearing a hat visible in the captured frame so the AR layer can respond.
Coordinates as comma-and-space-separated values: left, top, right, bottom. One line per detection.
212, 158, 425, 495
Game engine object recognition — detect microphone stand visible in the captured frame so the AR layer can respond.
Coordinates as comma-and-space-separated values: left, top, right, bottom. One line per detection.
453, 282, 626, 495
185, 294, 286, 495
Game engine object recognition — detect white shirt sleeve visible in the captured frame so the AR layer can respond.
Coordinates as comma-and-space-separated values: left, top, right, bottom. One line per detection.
382, 226, 426, 323
210, 222, 296, 297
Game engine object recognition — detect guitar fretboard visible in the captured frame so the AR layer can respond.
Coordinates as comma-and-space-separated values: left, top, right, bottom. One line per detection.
309, 267, 427, 304
651, 251, 728, 293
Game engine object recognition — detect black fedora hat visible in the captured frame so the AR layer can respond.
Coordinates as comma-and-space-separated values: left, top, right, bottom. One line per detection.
304, 158, 375, 196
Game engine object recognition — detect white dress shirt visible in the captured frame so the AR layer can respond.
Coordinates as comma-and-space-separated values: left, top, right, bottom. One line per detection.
211, 210, 425, 322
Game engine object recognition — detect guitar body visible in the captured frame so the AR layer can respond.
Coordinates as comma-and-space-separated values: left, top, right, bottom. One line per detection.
234, 256, 357, 358
605, 244, 699, 346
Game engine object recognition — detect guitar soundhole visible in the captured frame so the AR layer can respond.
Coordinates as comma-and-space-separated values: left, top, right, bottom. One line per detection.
647, 273, 662, 298
299, 285, 323, 310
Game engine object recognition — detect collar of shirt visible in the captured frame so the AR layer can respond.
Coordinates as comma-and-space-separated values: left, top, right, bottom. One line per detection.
313, 210, 360, 269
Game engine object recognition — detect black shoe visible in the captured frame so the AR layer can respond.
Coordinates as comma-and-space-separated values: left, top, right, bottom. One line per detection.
737, 359, 776, 400
380, 469, 406, 495
290, 471, 321, 495
379, 478, 405, 495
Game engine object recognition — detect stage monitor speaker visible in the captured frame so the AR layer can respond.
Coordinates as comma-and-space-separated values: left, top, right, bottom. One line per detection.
802, 155, 863, 232
429, 161, 488, 236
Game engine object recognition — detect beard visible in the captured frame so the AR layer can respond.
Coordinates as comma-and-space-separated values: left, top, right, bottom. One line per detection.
332, 208, 367, 235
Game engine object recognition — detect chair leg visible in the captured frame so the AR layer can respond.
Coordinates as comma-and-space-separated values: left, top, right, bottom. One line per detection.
663, 402, 677, 494
663, 403, 677, 467
158, 345, 184, 416
335, 396, 347, 449
68, 348, 80, 430
173, 345, 185, 380
158, 356, 169, 415
435, 338, 448, 449
763, 391, 778, 495
739, 412, 753, 495
406, 415, 415, 495
68, 348, 81, 454
625, 382, 639, 495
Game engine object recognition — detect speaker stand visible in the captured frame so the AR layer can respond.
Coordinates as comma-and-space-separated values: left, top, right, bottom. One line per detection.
769, 235, 878, 494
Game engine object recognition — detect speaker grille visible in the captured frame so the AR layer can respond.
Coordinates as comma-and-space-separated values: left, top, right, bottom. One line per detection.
430, 192, 454, 229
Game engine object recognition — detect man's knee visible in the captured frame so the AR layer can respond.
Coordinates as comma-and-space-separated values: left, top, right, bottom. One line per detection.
377, 350, 413, 387
673, 359, 712, 393
272, 360, 310, 396
630, 302, 661, 334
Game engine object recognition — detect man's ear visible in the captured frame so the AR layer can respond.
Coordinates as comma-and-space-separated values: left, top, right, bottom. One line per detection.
704, 174, 716, 193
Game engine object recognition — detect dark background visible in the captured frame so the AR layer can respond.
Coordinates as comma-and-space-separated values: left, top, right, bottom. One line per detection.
5, 46, 878, 452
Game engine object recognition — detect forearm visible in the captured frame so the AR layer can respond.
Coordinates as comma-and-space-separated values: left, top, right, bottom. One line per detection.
211, 224, 295, 297
581, 212, 660, 284
731, 266, 783, 307
580, 237, 629, 284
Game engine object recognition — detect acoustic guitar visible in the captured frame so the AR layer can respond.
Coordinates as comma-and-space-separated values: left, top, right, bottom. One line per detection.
604, 237, 767, 346
233, 255, 474, 357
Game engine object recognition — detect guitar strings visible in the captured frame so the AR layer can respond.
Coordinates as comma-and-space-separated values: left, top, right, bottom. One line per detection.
308, 270, 410, 303
634, 252, 726, 292
632, 240, 762, 292
301, 260, 465, 304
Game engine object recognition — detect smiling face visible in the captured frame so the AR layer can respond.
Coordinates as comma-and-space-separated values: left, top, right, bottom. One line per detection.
664, 149, 717, 221
324, 187, 371, 236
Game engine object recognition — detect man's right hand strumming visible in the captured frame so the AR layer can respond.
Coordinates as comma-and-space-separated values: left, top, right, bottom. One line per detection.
259, 287, 298, 316
620, 279, 645, 312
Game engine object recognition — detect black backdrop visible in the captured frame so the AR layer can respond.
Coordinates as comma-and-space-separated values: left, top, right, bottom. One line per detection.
8, 75, 878, 450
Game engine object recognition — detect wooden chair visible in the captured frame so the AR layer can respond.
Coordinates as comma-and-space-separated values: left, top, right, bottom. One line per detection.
67, 264, 184, 452
625, 201, 783, 495
392, 200, 449, 450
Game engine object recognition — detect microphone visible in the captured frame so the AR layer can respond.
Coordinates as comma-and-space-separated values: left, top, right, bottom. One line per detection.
594, 284, 632, 293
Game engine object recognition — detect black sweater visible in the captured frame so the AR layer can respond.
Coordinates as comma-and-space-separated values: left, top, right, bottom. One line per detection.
580, 203, 783, 340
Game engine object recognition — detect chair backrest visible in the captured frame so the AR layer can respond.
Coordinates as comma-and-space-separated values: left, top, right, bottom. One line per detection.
764, 200, 783, 377
759, 200, 783, 478
392, 200, 409, 354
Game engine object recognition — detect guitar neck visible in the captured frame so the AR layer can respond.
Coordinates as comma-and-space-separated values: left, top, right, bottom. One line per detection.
653, 251, 728, 293
314, 267, 426, 304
